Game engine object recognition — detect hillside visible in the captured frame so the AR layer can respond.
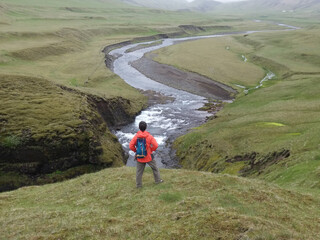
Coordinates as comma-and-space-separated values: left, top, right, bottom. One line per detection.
189, 0, 221, 12
152, 17, 320, 192
217, 0, 320, 13
121, 0, 222, 12
121, 0, 189, 10
242, 0, 320, 10
1, 167, 320, 239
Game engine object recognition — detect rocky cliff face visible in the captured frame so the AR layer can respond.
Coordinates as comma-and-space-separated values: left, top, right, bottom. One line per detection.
0, 75, 143, 192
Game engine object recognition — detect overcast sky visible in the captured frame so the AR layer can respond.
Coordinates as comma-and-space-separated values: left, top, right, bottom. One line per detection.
186, 0, 247, 2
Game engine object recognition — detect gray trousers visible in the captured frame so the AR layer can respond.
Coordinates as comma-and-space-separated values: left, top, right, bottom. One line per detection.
136, 158, 161, 188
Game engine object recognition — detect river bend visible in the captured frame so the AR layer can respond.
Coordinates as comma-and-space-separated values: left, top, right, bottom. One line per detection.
108, 23, 298, 168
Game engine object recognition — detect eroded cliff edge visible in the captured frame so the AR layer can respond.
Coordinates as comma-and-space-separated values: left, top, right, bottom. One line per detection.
0, 75, 146, 191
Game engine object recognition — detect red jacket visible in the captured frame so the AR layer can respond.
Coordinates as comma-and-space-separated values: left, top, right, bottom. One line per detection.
129, 131, 158, 163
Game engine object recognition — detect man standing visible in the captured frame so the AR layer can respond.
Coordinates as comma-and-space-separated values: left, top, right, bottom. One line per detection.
129, 121, 163, 188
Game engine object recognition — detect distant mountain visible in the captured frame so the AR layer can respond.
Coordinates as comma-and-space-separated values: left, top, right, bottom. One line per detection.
221, 0, 320, 11
121, 0, 221, 12
189, 0, 221, 12
121, 0, 320, 12
121, 0, 189, 10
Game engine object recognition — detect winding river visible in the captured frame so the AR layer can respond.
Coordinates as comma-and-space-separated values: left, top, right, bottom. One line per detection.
108, 22, 299, 168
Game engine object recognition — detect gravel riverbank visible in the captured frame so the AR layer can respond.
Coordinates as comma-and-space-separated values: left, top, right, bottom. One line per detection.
131, 53, 237, 100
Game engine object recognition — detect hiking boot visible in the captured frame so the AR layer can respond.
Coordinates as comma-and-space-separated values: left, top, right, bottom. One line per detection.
156, 179, 164, 184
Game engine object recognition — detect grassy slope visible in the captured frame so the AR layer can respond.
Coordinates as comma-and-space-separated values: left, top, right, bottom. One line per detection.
1, 167, 320, 239
0, 0, 154, 189
151, 19, 297, 89
0, 0, 148, 109
0, 74, 127, 190
153, 36, 265, 88
154, 18, 320, 192
0, 0, 154, 127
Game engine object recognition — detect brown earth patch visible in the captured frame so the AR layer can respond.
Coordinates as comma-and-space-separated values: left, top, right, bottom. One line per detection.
131, 54, 237, 100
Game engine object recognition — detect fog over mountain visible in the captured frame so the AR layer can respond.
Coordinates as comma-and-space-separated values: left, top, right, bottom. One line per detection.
188, 0, 221, 12
121, 0, 190, 10
121, 0, 320, 12
229, 0, 320, 10
121, 0, 226, 11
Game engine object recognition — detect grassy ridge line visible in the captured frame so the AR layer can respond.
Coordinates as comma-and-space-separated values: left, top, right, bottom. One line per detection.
1, 167, 320, 239
152, 24, 320, 191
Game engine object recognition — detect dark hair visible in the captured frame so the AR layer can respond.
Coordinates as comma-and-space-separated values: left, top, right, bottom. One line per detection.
139, 121, 147, 132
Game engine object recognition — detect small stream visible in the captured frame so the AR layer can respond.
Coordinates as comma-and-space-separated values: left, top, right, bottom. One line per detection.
108, 22, 299, 168
235, 71, 276, 94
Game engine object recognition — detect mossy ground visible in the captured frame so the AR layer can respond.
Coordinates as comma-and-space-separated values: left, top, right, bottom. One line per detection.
0, 75, 85, 141
1, 167, 320, 240
0, 75, 125, 191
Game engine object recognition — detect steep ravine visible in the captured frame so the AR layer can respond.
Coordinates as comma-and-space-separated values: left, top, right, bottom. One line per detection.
0, 75, 145, 192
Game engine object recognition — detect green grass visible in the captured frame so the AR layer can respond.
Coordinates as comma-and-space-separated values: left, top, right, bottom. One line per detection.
1, 1, 320, 238
1, 135, 22, 149
0, 0, 157, 190
0, 75, 85, 140
0, 74, 126, 189
152, 35, 266, 88
175, 73, 320, 183
243, 29, 320, 73
1, 167, 320, 239
156, 24, 320, 192
0, 1, 150, 113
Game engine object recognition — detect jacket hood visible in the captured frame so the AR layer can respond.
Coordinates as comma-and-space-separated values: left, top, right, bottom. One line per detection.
136, 131, 150, 138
